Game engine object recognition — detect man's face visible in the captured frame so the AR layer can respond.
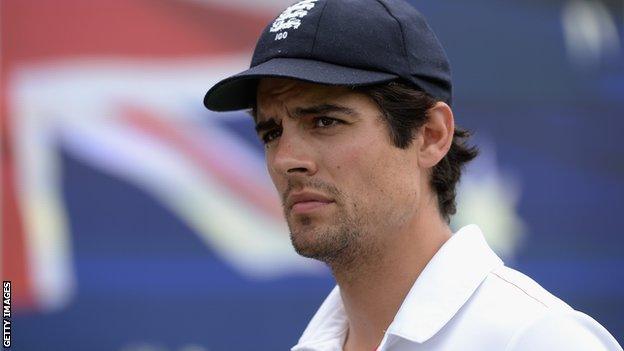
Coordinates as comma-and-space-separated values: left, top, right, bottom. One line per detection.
255, 78, 423, 266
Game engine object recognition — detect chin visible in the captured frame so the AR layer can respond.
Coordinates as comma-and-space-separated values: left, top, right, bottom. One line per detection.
291, 239, 321, 259
289, 225, 327, 258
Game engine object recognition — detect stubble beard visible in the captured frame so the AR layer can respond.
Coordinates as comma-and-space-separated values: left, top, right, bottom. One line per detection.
289, 207, 356, 264
281, 174, 415, 281
285, 198, 380, 275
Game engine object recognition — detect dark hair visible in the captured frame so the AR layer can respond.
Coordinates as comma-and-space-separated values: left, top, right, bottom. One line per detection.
353, 81, 479, 223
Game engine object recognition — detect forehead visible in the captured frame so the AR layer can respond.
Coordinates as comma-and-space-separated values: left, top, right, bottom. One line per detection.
255, 78, 359, 118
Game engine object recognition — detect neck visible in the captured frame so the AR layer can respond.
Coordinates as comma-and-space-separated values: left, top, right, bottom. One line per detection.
333, 200, 452, 351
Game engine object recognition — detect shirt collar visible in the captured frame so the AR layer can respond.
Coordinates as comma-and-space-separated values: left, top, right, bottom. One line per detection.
385, 224, 503, 343
293, 285, 348, 351
292, 224, 504, 350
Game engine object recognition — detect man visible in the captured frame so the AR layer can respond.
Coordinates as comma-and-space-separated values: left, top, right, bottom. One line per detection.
203, 0, 622, 350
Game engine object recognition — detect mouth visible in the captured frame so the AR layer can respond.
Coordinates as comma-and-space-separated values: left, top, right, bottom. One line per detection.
291, 200, 334, 214
287, 191, 335, 215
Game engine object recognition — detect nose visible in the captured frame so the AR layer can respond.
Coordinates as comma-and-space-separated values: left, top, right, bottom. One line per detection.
270, 126, 317, 177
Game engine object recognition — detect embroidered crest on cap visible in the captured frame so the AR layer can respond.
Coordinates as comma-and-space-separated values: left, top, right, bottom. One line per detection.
269, 0, 318, 41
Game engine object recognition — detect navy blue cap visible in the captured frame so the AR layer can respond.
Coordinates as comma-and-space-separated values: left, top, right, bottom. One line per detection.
204, 0, 451, 111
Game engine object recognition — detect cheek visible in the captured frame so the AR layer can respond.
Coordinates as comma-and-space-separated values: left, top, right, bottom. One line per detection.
325, 140, 370, 177
328, 142, 391, 199
333, 141, 420, 211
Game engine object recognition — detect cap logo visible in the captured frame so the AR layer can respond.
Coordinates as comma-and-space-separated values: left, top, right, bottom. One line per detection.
269, 0, 318, 41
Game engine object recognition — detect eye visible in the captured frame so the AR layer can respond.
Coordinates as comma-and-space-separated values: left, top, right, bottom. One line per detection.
314, 117, 341, 128
261, 128, 282, 144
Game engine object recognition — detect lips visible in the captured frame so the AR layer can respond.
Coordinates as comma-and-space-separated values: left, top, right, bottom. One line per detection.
287, 191, 334, 214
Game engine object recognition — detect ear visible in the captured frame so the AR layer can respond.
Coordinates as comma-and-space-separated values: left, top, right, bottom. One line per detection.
417, 102, 454, 169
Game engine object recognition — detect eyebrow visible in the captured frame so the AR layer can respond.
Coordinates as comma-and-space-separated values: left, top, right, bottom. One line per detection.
254, 103, 359, 135
255, 118, 279, 135
292, 104, 359, 118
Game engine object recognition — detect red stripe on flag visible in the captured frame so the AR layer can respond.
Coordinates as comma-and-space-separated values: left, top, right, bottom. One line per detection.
119, 105, 283, 220
2, 0, 270, 63
1, 76, 37, 311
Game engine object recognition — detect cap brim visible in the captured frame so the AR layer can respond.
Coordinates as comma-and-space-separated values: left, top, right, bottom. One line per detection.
204, 57, 398, 112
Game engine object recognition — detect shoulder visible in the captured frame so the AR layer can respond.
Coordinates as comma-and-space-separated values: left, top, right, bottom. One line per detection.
462, 266, 621, 350
483, 265, 571, 311
504, 309, 623, 351
461, 265, 572, 333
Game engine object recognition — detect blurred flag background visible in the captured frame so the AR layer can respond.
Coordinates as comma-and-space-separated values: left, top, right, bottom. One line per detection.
1, 0, 622, 350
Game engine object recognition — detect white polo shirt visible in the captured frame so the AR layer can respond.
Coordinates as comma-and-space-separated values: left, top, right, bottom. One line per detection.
291, 224, 622, 351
